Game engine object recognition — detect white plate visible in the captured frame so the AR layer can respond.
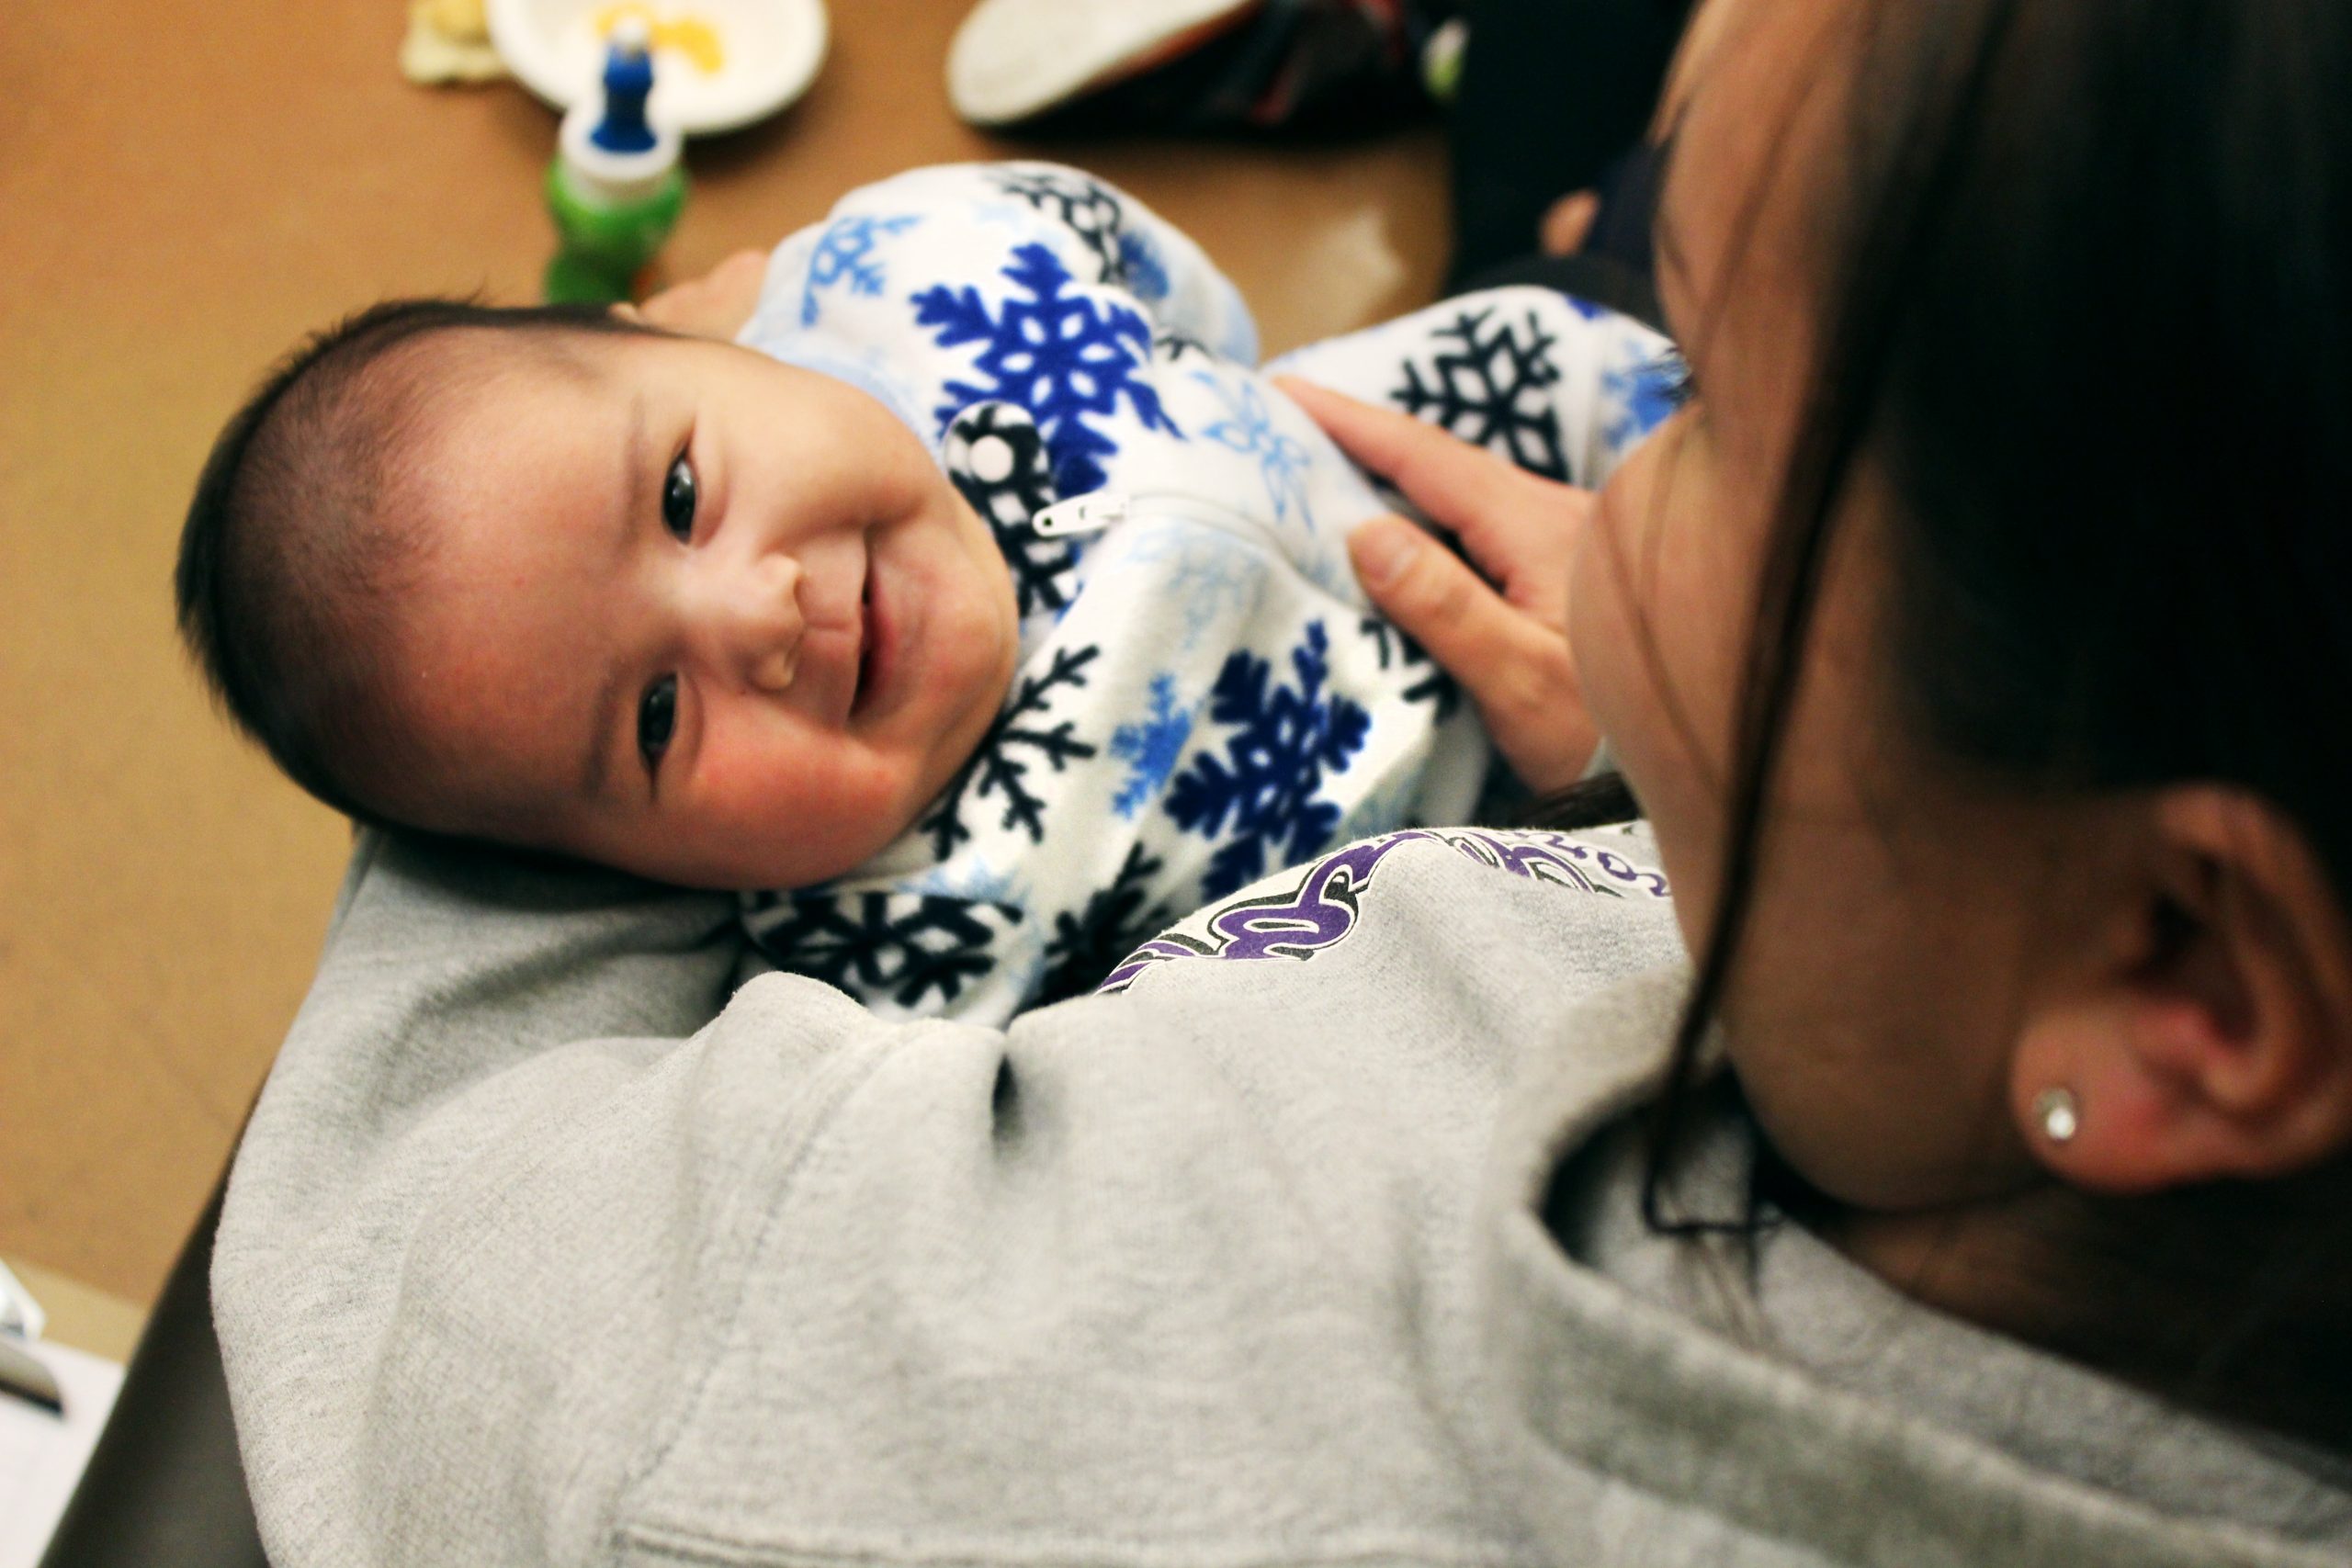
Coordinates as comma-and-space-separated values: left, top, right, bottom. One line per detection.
490, 0, 828, 136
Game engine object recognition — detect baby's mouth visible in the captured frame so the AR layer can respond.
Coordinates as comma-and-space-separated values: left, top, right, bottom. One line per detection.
850, 572, 879, 719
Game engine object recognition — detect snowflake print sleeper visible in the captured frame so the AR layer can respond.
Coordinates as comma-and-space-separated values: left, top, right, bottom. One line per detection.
732, 163, 1679, 1024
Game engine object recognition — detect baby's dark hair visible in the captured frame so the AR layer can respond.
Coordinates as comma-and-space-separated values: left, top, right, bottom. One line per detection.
175, 298, 655, 824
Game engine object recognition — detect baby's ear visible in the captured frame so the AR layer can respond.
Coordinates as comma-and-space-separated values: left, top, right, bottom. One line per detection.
610, 301, 646, 324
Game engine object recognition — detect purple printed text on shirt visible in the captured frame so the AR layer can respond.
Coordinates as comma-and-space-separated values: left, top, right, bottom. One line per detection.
1098, 827, 1668, 993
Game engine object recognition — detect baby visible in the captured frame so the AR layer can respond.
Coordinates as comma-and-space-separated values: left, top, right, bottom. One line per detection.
179, 163, 1675, 1023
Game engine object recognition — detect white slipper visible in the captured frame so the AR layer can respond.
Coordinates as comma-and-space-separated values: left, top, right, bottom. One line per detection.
946, 0, 1262, 129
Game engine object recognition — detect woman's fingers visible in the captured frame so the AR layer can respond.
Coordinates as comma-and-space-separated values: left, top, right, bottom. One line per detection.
1277, 375, 1586, 604
1349, 514, 1542, 680
1349, 516, 1599, 794
1278, 376, 1527, 537
1291, 373, 1606, 791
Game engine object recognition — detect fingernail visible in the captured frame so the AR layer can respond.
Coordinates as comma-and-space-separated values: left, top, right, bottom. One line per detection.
1351, 518, 1418, 589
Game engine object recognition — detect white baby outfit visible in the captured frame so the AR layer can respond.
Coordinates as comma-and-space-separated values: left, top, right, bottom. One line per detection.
735, 162, 1677, 1023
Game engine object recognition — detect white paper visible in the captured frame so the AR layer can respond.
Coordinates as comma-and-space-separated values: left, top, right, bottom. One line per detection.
0, 1340, 123, 1567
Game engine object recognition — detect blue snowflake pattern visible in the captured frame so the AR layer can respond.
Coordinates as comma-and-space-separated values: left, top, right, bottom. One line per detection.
1094, 525, 1266, 656
1166, 622, 1371, 897
912, 243, 1182, 495
1195, 371, 1313, 527
800, 214, 920, 326
1600, 344, 1687, 456
1107, 672, 1194, 818
1117, 230, 1170, 301
906, 857, 1025, 908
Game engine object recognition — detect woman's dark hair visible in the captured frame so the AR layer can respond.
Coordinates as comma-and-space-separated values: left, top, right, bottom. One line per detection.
175, 299, 659, 824
1604, 0, 2352, 1450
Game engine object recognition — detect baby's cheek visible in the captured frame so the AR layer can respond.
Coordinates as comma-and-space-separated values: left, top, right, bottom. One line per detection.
802, 745, 930, 863
690, 739, 812, 840
686, 738, 780, 808
849, 746, 931, 837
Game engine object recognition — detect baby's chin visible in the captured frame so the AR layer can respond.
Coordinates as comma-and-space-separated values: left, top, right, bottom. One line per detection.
423, 782, 961, 899
592, 806, 927, 893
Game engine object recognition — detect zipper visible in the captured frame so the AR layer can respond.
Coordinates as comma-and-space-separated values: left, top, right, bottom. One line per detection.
1031, 490, 1282, 548
1029, 492, 1127, 536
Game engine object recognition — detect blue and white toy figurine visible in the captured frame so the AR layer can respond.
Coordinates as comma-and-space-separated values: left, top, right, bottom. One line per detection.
543, 17, 688, 304
589, 17, 657, 153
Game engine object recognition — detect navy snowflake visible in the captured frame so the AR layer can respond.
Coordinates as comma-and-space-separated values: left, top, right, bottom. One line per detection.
922, 644, 1102, 859
912, 243, 1182, 495
989, 167, 1133, 288
1360, 615, 1459, 718
1166, 622, 1371, 897
941, 401, 1079, 620
800, 213, 920, 326
982, 166, 1168, 301
1035, 842, 1180, 1006
1195, 371, 1313, 527
1107, 672, 1193, 818
1391, 306, 1571, 482
1153, 330, 1214, 364
745, 890, 1014, 1010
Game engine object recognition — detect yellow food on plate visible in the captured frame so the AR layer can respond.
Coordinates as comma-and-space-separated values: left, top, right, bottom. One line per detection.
593, 2, 727, 74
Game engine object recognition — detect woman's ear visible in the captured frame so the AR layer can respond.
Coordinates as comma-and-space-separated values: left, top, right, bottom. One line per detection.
2009, 787, 2352, 1193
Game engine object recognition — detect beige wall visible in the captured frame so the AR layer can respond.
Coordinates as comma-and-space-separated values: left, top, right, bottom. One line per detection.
0, 0, 1447, 1303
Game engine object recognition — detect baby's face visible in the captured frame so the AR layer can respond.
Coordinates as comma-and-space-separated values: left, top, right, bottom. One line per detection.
380, 327, 1019, 889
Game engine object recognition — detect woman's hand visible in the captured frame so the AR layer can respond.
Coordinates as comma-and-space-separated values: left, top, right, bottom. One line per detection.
620, 248, 770, 340
1278, 377, 1600, 795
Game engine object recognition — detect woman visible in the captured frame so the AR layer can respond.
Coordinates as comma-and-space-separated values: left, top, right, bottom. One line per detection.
214, 2, 2352, 1562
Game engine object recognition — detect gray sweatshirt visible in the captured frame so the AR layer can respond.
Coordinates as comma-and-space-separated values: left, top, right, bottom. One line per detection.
213, 823, 2352, 1567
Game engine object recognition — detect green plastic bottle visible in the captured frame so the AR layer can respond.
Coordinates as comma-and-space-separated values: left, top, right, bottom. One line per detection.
544, 18, 687, 305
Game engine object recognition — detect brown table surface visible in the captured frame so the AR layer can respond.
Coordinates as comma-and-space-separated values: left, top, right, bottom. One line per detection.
0, 0, 1450, 1304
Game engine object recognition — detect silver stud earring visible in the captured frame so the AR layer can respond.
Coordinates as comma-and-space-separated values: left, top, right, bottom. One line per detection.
2033, 1087, 2081, 1145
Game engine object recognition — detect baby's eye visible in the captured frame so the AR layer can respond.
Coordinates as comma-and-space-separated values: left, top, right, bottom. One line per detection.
639, 674, 678, 773
662, 454, 697, 541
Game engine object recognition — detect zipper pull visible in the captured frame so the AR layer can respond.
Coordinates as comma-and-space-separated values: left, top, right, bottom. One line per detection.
1031, 492, 1128, 537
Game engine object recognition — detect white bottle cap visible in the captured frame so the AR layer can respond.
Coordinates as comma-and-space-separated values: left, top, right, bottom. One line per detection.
559, 98, 683, 207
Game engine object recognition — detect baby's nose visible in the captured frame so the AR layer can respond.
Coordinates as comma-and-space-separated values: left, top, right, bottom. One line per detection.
716, 553, 805, 693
